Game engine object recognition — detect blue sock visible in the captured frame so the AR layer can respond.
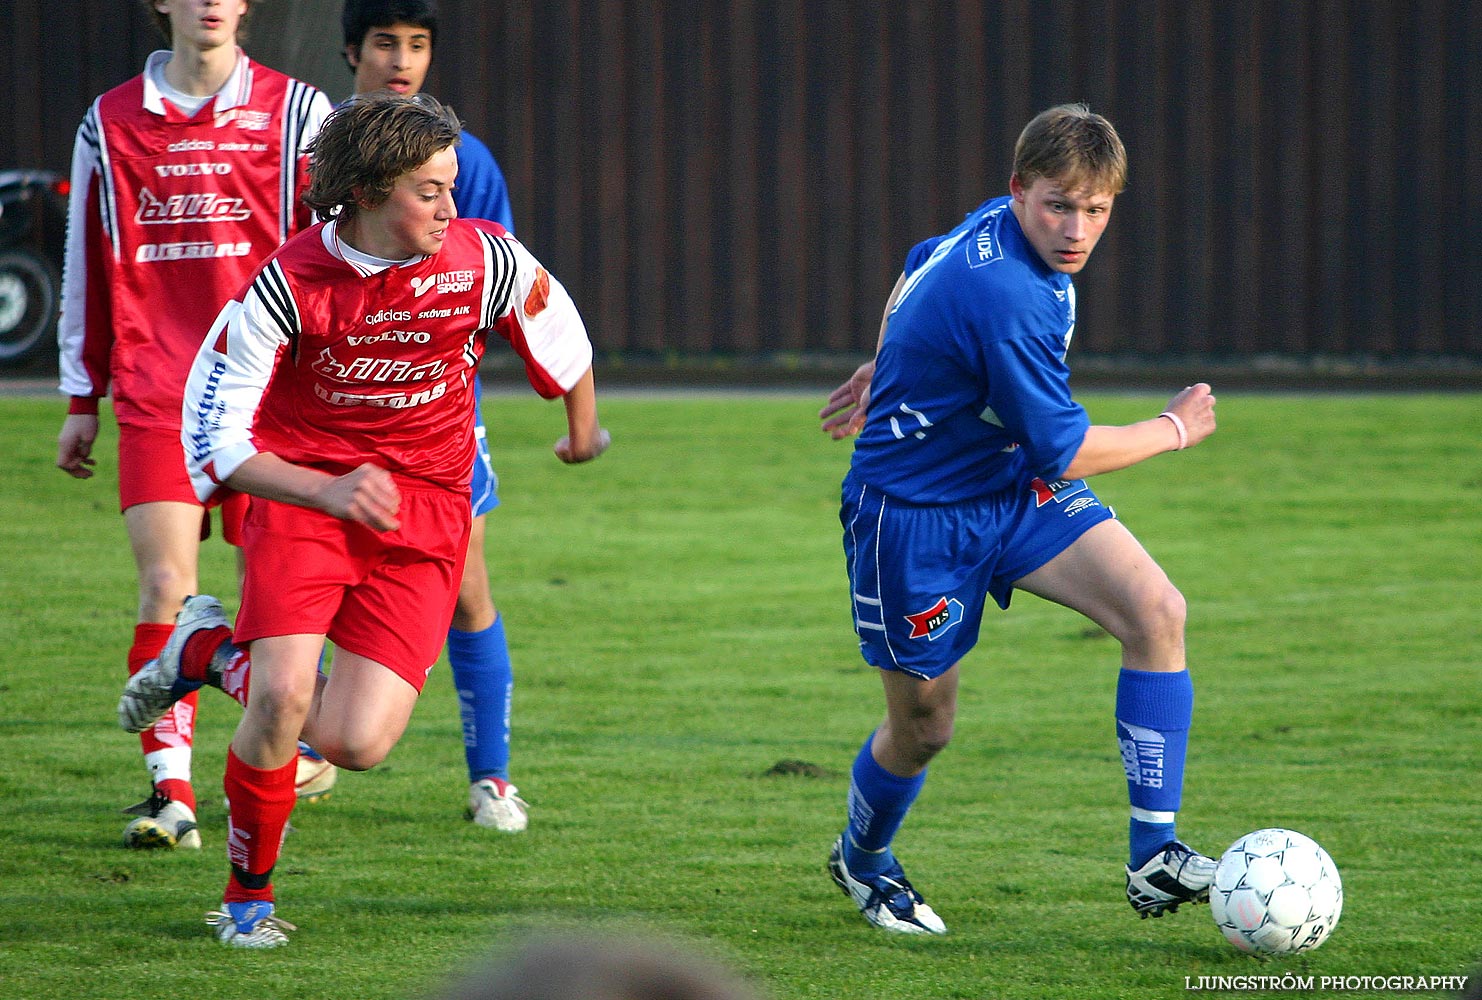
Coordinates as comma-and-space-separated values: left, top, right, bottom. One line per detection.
842, 733, 926, 878
447, 616, 514, 784
1116, 668, 1193, 868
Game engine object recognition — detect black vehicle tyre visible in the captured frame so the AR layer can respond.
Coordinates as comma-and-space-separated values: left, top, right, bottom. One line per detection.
0, 248, 61, 365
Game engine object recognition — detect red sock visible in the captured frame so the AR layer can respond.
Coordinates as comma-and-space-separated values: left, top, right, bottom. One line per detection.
222, 747, 297, 903
127, 623, 173, 678
218, 648, 252, 708
179, 626, 233, 683
130, 623, 196, 812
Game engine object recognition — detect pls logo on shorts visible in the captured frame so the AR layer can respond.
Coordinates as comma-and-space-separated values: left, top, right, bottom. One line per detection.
1029, 477, 1088, 507
905, 597, 964, 641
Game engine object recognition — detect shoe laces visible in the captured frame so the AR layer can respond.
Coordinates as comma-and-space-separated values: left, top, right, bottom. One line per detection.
136, 788, 172, 818
869, 867, 923, 917
475, 780, 527, 807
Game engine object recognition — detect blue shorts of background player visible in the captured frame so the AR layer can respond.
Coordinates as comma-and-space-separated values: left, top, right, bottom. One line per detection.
843, 469, 1115, 680
470, 380, 499, 518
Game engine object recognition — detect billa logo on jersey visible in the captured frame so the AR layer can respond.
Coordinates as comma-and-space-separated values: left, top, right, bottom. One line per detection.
905, 597, 964, 641
1029, 477, 1089, 508
135, 187, 250, 224
311, 346, 447, 384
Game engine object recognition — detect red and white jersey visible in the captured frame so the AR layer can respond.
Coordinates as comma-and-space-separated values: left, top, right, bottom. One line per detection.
182, 217, 594, 501
58, 50, 332, 430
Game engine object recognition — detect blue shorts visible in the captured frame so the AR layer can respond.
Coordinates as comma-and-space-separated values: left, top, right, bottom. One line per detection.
470, 378, 500, 517
841, 470, 1115, 680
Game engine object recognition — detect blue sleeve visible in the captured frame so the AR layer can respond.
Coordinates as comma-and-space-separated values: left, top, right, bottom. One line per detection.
904, 237, 943, 274
979, 336, 1090, 480
453, 130, 515, 233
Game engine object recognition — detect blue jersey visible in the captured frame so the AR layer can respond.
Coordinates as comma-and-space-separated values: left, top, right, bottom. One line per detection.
848, 196, 1091, 504
453, 129, 514, 232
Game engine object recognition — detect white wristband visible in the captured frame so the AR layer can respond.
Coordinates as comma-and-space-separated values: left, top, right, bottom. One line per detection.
1159, 411, 1188, 451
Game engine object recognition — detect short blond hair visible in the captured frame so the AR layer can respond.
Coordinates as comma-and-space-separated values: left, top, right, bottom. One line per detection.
1013, 103, 1127, 195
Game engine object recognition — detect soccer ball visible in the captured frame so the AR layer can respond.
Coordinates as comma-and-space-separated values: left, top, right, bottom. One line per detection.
1209, 828, 1342, 956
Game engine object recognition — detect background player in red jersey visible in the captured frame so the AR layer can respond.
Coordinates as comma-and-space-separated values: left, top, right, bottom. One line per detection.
55, 0, 333, 851
118, 92, 609, 947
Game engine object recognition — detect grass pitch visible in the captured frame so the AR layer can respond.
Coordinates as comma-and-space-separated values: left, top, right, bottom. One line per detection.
0, 391, 1478, 999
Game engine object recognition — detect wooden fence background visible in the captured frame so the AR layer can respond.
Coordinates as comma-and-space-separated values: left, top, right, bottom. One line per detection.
4, 1, 1479, 365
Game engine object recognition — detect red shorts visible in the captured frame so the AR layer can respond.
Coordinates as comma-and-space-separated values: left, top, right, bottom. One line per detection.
117, 423, 247, 545
234, 482, 471, 691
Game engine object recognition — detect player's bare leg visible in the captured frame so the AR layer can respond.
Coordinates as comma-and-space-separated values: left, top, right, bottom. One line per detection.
873, 667, 959, 775
1016, 518, 1215, 916
120, 501, 204, 848
125, 501, 203, 623
212, 641, 419, 945
829, 666, 957, 934
452, 516, 496, 632
1014, 518, 1185, 671
291, 648, 421, 772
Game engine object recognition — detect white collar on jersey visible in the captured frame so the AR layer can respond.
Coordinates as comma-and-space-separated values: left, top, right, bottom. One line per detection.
322, 219, 427, 276
140, 48, 252, 116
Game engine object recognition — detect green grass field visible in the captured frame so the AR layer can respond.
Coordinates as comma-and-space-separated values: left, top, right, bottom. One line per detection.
1, 391, 1478, 1000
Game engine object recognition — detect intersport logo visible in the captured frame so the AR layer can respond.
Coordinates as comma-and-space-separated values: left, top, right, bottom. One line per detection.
411, 269, 475, 297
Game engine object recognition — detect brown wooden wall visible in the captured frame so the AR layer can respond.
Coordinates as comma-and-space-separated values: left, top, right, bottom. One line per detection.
5, 1, 1479, 361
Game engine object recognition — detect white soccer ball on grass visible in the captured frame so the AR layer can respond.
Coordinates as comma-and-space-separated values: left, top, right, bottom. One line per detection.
1209, 828, 1342, 956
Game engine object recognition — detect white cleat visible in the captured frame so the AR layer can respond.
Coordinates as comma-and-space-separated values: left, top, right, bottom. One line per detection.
118, 595, 228, 734
1126, 840, 1218, 917
466, 778, 529, 832
828, 835, 946, 935
205, 901, 295, 948
122, 793, 201, 850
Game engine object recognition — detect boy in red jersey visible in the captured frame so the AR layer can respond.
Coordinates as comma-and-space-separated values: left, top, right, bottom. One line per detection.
55, 0, 333, 850
118, 92, 609, 947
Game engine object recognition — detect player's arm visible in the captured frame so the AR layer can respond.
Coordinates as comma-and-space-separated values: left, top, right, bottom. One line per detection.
224, 453, 402, 531
1059, 383, 1217, 479
480, 227, 608, 461
553, 366, 610, 464
56, 109, 108, 479
819, 270, 907, 439
288, 87, 335, 232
